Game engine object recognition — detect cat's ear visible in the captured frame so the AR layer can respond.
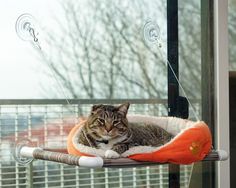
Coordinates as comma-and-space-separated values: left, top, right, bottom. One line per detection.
91, 104, 103, 115
117, 102, 130, 116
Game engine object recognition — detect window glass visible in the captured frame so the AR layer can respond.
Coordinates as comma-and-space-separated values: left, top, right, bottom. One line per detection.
0, 0, 167, 99
229, 0, 236, 70
179, 0, 201, 120
0, 1, 216, 188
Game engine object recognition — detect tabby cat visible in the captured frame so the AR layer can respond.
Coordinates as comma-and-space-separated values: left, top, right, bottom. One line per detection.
78, 103, 173, 158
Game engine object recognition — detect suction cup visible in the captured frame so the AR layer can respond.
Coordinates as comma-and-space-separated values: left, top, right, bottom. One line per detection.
143, 19, 161, 47
11, 138, 34, 165
15, 13, 38, 42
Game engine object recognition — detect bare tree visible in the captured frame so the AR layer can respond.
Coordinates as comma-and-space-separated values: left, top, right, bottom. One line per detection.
178, 0, 201, 99
37, 0, 202, 102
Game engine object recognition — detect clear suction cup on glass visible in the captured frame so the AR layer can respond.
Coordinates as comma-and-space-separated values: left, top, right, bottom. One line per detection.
143, 19, 162, 47
11, 138, 34, 165
15, 13, 38, 42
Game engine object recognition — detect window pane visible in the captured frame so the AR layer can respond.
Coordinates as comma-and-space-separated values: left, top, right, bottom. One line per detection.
229, 0, 236, 70
179, 0, 201, 120
0, 1, 216, 188
0, 0, 168, 99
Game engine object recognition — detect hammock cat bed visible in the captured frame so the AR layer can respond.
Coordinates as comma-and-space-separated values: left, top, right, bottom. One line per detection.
67, 115, 212, 164
16, 115, 227, 168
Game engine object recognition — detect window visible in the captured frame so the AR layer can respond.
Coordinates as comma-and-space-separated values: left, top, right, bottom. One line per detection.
0, 0, 221, 187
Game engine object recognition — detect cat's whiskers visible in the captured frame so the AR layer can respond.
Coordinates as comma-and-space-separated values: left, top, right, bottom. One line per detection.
97, 133, 129, 151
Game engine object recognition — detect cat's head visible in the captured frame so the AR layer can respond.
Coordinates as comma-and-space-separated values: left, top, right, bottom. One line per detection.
86, 103, 130, 140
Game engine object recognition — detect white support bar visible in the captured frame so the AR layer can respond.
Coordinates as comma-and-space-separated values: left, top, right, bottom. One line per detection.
17, 146, 227, 168
79, 156, 104, 168
214, 0, 230, 188
218, 150, 229, 161
20, 146, 42, 158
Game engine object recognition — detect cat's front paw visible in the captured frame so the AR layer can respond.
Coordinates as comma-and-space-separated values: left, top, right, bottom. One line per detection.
105, 150, 120, 158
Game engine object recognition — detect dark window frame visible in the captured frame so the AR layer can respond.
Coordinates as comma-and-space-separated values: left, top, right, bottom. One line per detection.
167, 0, 215, 187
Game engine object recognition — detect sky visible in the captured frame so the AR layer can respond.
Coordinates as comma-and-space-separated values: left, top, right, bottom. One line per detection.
0, 0, 60, 98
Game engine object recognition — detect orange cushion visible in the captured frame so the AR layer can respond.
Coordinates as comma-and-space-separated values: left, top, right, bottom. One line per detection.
67, 120, 94, 157
128, 122, 212, 164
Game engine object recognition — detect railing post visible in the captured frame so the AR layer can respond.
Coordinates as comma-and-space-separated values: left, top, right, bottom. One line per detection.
0, 106, 2, 188
15, 106, 20, 187
26, 162, 33, 188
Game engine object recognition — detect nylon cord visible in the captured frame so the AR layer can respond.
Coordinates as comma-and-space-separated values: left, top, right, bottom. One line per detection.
32, 40, 74, 112
157, 41, 200, 121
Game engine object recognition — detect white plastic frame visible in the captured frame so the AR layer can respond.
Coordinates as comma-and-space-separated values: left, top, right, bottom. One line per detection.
214, 0, 230, 187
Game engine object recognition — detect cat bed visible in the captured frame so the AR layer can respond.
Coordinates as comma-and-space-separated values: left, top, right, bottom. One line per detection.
67, 115, 212, 164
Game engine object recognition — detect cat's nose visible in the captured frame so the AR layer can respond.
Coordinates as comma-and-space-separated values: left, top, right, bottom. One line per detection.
105, 125, 112, 133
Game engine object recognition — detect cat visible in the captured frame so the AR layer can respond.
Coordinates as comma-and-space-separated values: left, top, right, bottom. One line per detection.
78, 102, 173, 158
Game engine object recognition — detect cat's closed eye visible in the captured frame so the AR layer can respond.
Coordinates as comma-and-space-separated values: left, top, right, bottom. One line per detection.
97, 118, 105, 125
113, 120, 120, 126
